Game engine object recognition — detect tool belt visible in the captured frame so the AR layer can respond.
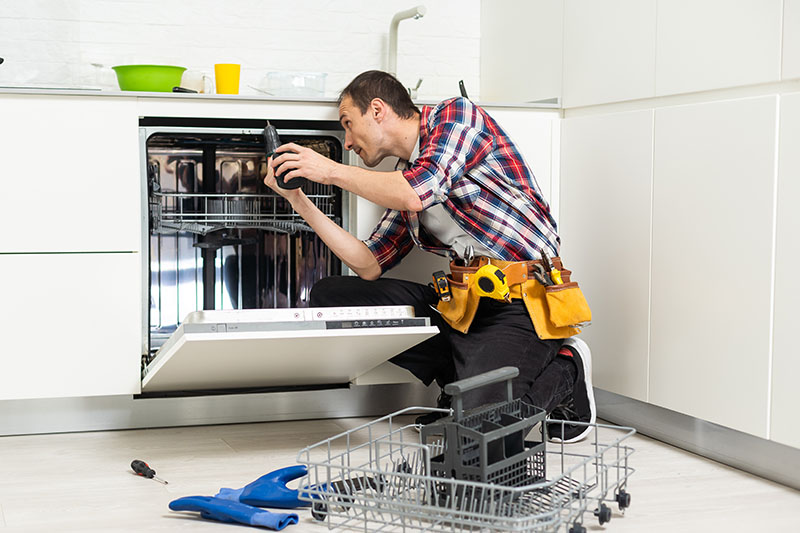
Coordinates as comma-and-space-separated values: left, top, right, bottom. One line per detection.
435, 256, 592, 339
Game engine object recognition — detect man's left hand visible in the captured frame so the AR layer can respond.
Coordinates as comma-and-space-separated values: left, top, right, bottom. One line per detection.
272, 143, 339, 186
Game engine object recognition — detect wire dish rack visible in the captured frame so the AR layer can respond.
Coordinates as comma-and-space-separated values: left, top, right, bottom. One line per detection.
149, 191, 338, 235
297, 368, 635, 533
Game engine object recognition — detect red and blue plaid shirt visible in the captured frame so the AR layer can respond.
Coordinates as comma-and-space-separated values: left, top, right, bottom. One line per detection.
363, 97, 559, 273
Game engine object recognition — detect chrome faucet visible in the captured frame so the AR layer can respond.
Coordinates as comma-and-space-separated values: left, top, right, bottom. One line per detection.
388, 5, 426, 77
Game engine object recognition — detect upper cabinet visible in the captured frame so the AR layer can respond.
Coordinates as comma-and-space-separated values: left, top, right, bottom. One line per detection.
655, 0, 782, 96
562, 0, 657, 108
480, 0, 563, 104
785, 0, 800, 80
554, 0, 790, 108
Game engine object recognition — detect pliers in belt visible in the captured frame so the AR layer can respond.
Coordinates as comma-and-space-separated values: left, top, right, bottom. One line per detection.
531, 263, 552, 286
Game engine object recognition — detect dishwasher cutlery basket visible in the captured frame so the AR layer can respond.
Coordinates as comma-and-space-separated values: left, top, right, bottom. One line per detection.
297, 367, 636, 533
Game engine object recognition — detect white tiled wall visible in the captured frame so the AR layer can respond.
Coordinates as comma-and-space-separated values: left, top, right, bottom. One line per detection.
0, 0, 480, 100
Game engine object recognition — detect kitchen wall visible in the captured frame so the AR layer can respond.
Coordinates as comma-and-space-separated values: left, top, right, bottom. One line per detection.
0, 0, 480, 100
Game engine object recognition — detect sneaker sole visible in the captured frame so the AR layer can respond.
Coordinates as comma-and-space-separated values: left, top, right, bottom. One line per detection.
552, 337, 596, 443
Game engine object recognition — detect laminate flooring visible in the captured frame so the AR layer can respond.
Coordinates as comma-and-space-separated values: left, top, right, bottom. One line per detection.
0, 417, 797, 532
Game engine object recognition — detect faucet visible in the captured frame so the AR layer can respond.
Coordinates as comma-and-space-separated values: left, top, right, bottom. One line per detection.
388, 5, 426, 77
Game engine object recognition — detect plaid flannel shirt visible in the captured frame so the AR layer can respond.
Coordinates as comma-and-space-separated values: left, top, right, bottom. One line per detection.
363, 97, 559, 273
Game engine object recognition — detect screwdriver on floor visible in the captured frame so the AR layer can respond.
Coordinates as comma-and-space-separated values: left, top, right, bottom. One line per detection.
131, 459, 168, 484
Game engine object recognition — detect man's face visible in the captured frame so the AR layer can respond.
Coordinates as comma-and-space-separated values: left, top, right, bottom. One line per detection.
339, 96, 385, 168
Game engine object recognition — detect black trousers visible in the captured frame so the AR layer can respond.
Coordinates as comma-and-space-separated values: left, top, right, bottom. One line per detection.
309, 276, 576, 412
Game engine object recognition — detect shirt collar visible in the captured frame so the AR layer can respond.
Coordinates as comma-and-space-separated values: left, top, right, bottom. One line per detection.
419, 105, 433, 146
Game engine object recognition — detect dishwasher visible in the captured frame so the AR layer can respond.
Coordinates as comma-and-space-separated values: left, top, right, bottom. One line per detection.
138, 117, 438, 396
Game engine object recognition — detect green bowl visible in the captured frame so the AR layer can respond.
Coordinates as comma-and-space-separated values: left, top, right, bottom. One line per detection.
112, 64, 187, 92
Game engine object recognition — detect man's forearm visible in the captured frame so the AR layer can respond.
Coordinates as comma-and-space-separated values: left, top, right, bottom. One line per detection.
290, 194, 382, 280
332, 165, 423, 212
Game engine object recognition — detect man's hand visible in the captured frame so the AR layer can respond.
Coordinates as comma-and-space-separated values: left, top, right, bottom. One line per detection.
263, 156, 305, 202
272, 143, 340, 187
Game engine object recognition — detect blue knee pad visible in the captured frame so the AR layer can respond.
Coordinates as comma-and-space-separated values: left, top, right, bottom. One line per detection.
216, 465, 311, 509
169, 496, 298, 530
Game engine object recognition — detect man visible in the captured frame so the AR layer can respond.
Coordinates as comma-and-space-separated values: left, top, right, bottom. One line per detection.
264, 70, 595, 442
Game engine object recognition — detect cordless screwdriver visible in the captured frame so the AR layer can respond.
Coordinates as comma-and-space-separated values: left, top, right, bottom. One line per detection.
263, 122, 308, 190
131, 459, 168, 484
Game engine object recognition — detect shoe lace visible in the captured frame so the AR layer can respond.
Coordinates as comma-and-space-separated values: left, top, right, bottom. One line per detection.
550, 398, 579, 422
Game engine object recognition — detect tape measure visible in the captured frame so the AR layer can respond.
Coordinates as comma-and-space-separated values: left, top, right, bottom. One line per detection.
474, 264, 511, 303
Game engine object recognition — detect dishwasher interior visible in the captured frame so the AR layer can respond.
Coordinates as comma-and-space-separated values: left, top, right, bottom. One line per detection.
141, 120, 346, 365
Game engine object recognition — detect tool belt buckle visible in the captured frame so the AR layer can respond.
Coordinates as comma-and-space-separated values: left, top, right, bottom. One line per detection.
432, 270, 452, 302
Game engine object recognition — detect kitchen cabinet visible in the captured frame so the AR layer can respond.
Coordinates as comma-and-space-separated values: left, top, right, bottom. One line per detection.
562, 0, 657, 108
649, 96, 777, 437
480, 0, 563, 104
0, 95, 140, 253
655, 0, 782, 96
0, 252, 141, 400
785, 0, 800, 80
559, 109, 653, 402
771, 92, 800, 448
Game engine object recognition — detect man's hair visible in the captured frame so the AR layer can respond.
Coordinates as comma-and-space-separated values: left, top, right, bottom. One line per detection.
338, 70, 420, 119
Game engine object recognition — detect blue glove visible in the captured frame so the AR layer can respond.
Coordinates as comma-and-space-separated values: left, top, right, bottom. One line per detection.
216, 465, 311, 509
169, 496, 299, 530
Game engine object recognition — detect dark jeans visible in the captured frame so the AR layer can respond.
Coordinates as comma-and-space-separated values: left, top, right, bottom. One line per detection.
309, 276, 576, 412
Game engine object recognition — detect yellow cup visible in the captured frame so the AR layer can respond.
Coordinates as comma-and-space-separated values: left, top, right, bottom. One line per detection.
214, 63, 240, 94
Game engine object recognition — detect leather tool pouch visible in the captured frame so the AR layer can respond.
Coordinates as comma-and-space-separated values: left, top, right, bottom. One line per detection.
436, 271, 481, 334
436, 257, 591, 339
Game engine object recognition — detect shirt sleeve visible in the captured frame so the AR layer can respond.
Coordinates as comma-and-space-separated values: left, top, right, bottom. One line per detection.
362, 208, 415, 273
403, 102, 495, 210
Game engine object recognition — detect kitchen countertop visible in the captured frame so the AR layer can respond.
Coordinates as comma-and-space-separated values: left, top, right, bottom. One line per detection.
0, 86, 561, 109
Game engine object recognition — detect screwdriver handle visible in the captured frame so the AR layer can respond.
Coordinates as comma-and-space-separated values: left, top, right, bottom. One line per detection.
131, 459, 155, 478
131, 459, 168, 484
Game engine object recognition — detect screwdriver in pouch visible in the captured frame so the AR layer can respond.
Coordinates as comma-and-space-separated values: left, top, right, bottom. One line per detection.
131, 459, 168, 484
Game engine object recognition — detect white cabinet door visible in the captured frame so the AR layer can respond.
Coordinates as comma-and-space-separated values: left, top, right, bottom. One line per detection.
785, 0, 800, 80
0, 253, 141, 399
559, 110, 654, 401
649, 96, 777, 437
655, 0, 782, 96
562, 0, 657, 108
480, 0, 563, 104
771, 92, 800, 448
0, 95, 141, 253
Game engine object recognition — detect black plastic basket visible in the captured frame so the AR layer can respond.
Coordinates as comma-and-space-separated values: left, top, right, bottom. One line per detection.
422, 367, 547, 500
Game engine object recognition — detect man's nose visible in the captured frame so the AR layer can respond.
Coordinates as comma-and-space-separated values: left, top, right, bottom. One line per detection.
344, 133, 353, 151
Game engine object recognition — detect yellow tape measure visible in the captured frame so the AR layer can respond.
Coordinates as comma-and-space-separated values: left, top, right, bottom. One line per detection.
474, 264, 511, 303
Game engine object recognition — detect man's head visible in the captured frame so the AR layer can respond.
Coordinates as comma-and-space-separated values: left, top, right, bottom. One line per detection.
338, 71, 420, 167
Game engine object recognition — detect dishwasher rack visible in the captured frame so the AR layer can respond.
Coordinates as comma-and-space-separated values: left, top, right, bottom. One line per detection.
150, 190, 339, 236
297, 371, 636, 533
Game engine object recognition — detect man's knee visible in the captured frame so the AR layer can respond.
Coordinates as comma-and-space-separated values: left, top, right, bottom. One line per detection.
309, 276, 347, 307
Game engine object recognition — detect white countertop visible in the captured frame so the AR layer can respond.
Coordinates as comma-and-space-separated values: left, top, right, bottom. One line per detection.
0, 86, 560, 109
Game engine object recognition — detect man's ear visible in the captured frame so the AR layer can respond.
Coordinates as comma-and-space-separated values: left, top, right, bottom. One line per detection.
370, 98, 388, 123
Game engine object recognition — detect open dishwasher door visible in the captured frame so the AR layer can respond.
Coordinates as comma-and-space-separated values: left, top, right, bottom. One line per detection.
141, 306, 438, 393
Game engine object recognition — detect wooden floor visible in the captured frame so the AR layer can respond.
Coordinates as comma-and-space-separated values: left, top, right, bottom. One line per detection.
0, 417, 798, 532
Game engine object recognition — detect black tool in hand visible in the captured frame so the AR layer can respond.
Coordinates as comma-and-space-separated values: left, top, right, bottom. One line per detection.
264, 123, 307, 190
131, 459, 168, 484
